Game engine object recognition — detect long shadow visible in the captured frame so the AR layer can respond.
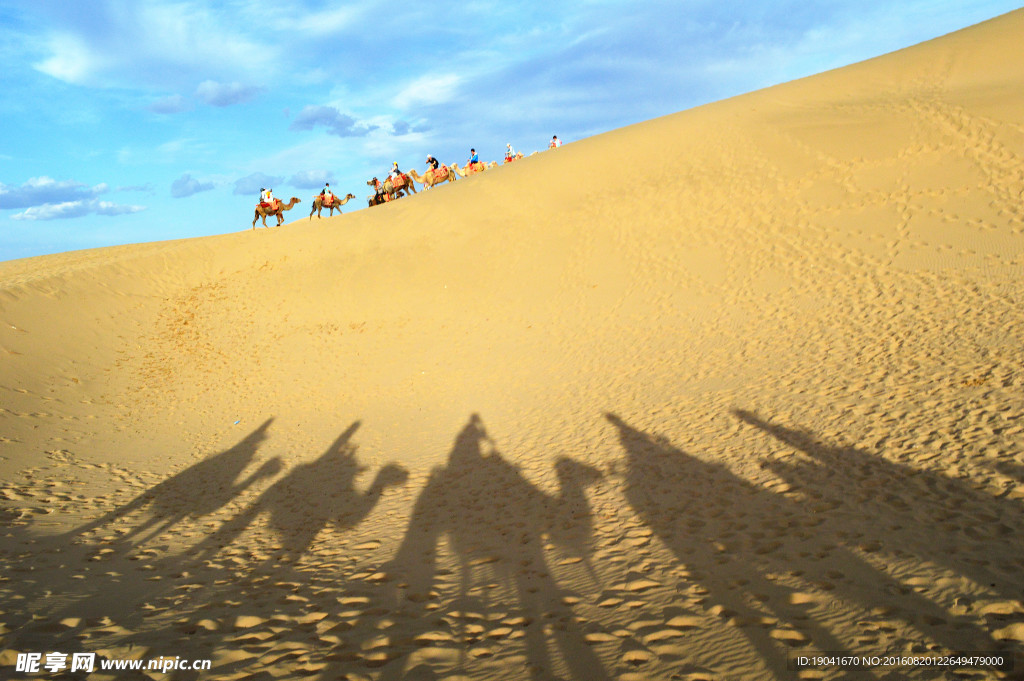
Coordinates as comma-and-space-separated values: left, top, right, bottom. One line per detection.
4, 419, 282, 617
605, 412, 1003, 680
0, 420, 287, 678
0, 418, 415, 680
355, 414, 609, 681
194, 420, 407, 566
733, 408, 1024, 616
68, 418, 281, 546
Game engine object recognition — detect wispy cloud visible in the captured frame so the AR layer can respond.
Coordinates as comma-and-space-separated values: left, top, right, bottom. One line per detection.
0, 177, 109, 210
29, 2, 277, 89
392, 74, 462, 109
170, 174, 215, 199
289, 106, 378, 137
284, 7, 364, 35
117, 183, 154, 192
195, 80, 264, 107
33, 32, 109, 85
147, 94, 191, 114
289, 170, 335, 189
234, 173, 284, 196
11, 200, 145, 221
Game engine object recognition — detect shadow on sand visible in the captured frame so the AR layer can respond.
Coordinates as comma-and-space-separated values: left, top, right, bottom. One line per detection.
605, 411, 1014, 679
327, 413, 611, 681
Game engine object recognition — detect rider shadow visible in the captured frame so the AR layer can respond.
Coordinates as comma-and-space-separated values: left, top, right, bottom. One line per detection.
604, 412, 1003, 679
68, 418, 282, 548
371, 414, 610, 681
194, 420, 408, 568
733, 409, 1024, 611
0, 420, 284, 672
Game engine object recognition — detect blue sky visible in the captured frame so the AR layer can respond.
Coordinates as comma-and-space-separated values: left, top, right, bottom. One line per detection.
0, 1, 1019, 262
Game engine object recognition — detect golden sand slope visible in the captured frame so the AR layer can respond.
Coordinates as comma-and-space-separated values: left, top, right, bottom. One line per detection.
2, 10, 1024, 681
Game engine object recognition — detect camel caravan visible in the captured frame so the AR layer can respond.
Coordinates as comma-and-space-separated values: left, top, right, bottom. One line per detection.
251, 137, 564, 228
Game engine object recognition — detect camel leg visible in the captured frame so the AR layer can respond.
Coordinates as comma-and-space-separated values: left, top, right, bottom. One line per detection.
253, 210, 259, 230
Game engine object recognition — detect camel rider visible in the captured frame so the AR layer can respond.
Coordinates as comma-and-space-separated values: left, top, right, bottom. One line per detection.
260, 187, 274, 207
468, 149, 480, 168
390, 162, 402, 179
320, 182, 335, 205
550, 135, 562, 148
426, 156, 440, 171
505, 143, 516, 161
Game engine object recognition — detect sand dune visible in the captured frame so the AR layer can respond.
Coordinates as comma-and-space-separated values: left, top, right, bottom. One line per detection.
2, 10, 1024, 681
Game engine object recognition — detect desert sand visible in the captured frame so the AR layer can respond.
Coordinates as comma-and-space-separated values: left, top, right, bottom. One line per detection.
2, 9, 1024, 681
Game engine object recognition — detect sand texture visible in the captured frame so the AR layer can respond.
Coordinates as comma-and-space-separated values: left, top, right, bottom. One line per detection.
2, 10, 1024, 681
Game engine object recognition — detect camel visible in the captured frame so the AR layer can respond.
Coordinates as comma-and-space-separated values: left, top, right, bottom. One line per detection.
252, 197, 301, 229
309, 193, 356, 219
450, 161, 495, 178
407, 165, 457, 189
389, 173, 417, 198
366, 175, 416, 204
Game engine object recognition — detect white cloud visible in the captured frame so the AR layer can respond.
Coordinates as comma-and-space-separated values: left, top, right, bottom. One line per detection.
33, 32, 109, 85
148, 94, 192, 114
30, 3, 278, 89
284, 7, 364, 35
11, 200, 145, 221
392, 74, 462, 109
290, 106, 378, 137
234, 172, 284, 196
0, 177, 109, 209
289, 170, 336, 189
195, 80, 264, 107
171, 173, 216, 198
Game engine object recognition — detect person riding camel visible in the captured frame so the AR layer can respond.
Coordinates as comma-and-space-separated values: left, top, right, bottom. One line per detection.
390, 162, 402, 179
505, 143, 516, 162
260, 187, 275, 208
550, 135, 562, 148
320, 182, 335, 206
426, 156, 440, 171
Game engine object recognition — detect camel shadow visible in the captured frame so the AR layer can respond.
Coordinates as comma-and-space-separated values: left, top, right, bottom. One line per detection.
605, 412, 1005, 680
733, 408, 1024, 618
0, 420, 287, 675
0, 418, 414, 680
194, 420, 408, 567
347, 413, 610, 681
68, 418, 281, 547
